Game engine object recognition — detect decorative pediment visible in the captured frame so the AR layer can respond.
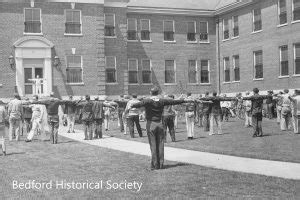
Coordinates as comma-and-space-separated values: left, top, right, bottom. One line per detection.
13, 36, 54, 48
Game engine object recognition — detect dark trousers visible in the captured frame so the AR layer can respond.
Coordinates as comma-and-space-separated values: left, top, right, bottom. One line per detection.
221, 107, 229, 122
267, 103, 274, 119
203, 113, 210, 131
252, 113, 263, 136
127, 115, 142, 138
118, 110, 124, 132
48, 120, 59, 144
83, 121, 93, 140
146, 121, 164, 169
162, 115, 175, 142
94, 119, 103, 139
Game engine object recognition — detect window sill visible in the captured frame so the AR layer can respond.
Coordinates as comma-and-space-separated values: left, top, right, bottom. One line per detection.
187, 83, 199, 85
163, 41, 176, 43
186, 41, 197, 44
106, 82, 118, 85
104, 36, 117, 39
253, 78, 264, 81
141, 83, 153, 85
64, 33, 83, 37
277, 23, 288, 28
66, 82, 85, 86
164, 83, 177, 86
291, 20, 300, 24
23, 32, 43, 36
222, 39, 230, 42
223, 82, 231, 85
127, 40, 139, 42
128, 83, 139, 85
140, 40, 152, 43
231, 36, 239, 40
278, 76, 289, 79
251, 30, 262, 34
199, 41, 210, 44
232, 81, 240, 83
199, 83, 211, 85
292, 74, 300, 77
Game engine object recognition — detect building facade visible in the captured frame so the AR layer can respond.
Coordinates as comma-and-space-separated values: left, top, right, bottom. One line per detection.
0, 0, 299, 99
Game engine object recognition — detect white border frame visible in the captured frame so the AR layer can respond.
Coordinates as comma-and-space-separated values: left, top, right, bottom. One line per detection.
23, 7, 43, 35
140, 19, 151, 42
164, 59, 177, 85
199, 21, 209, 43
163, 20, 176, 42
127, 18, 138, 41
128, 58, 139, 85
279, 45, 289, 78
65, 55, 84, 85
64, 9, 83, 36
223, 57, 230, 83
187, 60, 198, 84
141, 59, 152, 85
200, 59, 210, 84
104, 13, 116, 38
105, 56, 118, 84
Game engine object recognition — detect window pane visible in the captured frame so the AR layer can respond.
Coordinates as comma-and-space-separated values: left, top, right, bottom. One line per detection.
67, 68, 82, 83
128, 59, 137, 71
73, 11, 80, 23
281, 46, 288, 61
67, 56, 81, 68
187, 22, 195, 33
224, 57, 230, 69
128, 19, 136, 30
164, 21, 173, 31
165, 60, 175, 83
295, 44, 300, 58
105, 14, 114, 26
141, 19, 150, 30
188, 60, 197, 83
165, 60, 174, 70
294, 0, 300, 9
25, 9, 32, 21
142, 71, 151, 83
129, 71, 138, 83
201, 60, 208, 71
164, 32, 174, 41
141, 30, 150, 40
200, 22, 208, 33
106, 69, 116, 83
223, 19, 229, 30
254, 51, 263, 65
24, 68, 32, 83
32, 9, 40, 21
106, 57, 116, 68
142, 60, 151, 70
66, 10, 72, 22
201, 60, 209, 83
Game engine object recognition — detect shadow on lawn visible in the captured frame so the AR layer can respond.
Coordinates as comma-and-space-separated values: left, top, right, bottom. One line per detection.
163, 162, 190, 169
6, 152, 26, 156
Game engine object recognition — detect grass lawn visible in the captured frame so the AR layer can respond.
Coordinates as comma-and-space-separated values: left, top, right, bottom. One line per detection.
0, 136, 299, 199
98, 118, 300, 163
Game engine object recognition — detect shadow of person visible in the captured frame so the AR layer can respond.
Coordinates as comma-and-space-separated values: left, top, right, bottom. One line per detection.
163, 162, 190, 169
5, 152, 26, 156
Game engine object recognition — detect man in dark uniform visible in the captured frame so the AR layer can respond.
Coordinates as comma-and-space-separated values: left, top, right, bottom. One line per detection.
266, 90, 274, 119
242, 88, 272, 137
114, 95, 128, 132
23, 97, 32, 136
162, 94, 176, 142
202, 92, 211, 132
76, 95, 94, 140
129, 87, 193, 170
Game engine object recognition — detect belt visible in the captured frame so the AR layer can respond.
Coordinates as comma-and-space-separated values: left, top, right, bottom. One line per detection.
282, 104, 290, 107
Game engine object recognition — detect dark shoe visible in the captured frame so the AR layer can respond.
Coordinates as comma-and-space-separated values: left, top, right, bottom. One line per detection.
105, 129, 108, 131
67, 130, 70, 133
25, 139, 32, 143
84, 138, 88, 140
3, 151, 6, 156
252, 134, 257, 138
72, 131, 75, 133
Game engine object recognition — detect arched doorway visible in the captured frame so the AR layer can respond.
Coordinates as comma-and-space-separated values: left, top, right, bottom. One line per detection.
13, 36, 54, 97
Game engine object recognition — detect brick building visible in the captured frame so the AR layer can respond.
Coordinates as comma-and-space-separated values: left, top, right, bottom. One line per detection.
0, 0, 299, 99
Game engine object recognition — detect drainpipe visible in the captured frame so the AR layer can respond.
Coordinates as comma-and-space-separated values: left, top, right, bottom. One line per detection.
216, 18, 221, 94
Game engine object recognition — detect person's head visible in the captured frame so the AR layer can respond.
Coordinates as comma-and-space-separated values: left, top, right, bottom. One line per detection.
69, 95, 73, 100
199, 94, 202, 98
223, 94, 227, 97
268, 90, 273, 95
14, 93, 20, 100
132, 93, 137, 99
150, 87, 159, 96
33, 95, 38, 101
85, 95, 90, 101
50, 92, 55, 97
120, 94, 124, 98
284, 89, 289, 94
279, 91, 283, 95
36, 75, 39, 79
212, 91, 217, 97
295, 89, 300, 96
168, 94, 174, 99
253, 88, 259, 94
124, 95, 130, 100
187, 92, 192, 97
205, 91, 209, 97
95, 97, 99, 101
246, 91, 250, 95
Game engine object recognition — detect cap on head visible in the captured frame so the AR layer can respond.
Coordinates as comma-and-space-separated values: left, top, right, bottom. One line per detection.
69, 95, 73, 100
85, 94, 90, 100
132, 93, 137, 98
120, 94, 124, 98
284, 89, 289, 93
187, 92, 192, 97
150, 87, 159, 96
246, 91, 250, 95
50, 92, 55, 97
168, 94, 174, 99
253, 88, 259, 94
205, 91, 209, 96
212, 91, 217, 96
279, 91, 283, 94
295, 89, 300, 95
95, 97, 99, 100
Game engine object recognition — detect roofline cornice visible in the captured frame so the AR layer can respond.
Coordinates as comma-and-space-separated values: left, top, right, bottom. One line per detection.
127, 6, 215, 17
215, 0, 253, 15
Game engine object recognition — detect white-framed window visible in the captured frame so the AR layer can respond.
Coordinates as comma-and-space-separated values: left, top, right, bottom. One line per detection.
65, 9, 82, 34
187, 21, 196, 42
128, 59, 138, 84
278, 0, 287, 25
105, 56, 117, 83
127, 18, 137, 40
232, 16, 239, 37
199, 21, 209, 42
223, 19, 229, 40
279, 45, 289, 76
165, 60, 176, 83
163, 20, 175, 41
24, 8, 42, 33
233, 55, 240, 81
66, 55, 83, 84
104, 13, 115, 37
142, 59, 152, 84
140, 19, 151, 41
223, 57, 230, 82
188, 60, 197, 83
200, 60, 210, 84
294, 43, 300, 74
253, 9, 262, 32
293, 0, 300, 22
254, 50, 263, 79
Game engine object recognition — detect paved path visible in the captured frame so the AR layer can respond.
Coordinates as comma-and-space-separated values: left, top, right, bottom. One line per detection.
59, 128, 300, 180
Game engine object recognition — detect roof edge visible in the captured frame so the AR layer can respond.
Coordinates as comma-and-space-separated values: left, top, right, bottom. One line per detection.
215, 0, 253, 15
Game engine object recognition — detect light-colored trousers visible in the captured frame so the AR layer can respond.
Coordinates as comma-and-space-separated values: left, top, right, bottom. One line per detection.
174, 111, 178, 129
245, 111, 252, 126
292, 113, 299, 133
9, 117, 21, 141
67, 114, 75, 132
280, 111, 292, 131
27, 118, 41, 140
0, 125, 6, 152
277, 107, 282, 124
104, 114, 110, 130
210, 114, 222, 135
185, 112, 195, 137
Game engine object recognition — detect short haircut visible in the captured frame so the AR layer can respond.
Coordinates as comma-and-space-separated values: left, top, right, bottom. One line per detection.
284, 89, 289, 93
253, 88, 259, 94
168, 94, 174, 99
212, 91, 217, 96
205, 91, 209, 96
150, 87, 159, 96
120, 94, 124, 98
85, 95, 90, 100
132, 93, 137, 98
187, 92, 192, 97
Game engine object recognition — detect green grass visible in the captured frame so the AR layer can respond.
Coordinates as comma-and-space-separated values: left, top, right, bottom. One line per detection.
100, 118, 300, 163
1, 136, 299, 199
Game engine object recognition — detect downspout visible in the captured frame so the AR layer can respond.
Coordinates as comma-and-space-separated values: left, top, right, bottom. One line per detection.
216, 18, 221, 94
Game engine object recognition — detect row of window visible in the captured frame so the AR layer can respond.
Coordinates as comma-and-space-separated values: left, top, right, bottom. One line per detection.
222, 0, 300, 40
222, 43, 300, 83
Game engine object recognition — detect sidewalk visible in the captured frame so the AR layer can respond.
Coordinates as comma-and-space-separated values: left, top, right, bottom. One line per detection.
59, 128, 300, 180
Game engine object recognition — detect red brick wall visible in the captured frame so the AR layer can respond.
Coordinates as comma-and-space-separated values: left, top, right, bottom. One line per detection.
218, 0, 300, 94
